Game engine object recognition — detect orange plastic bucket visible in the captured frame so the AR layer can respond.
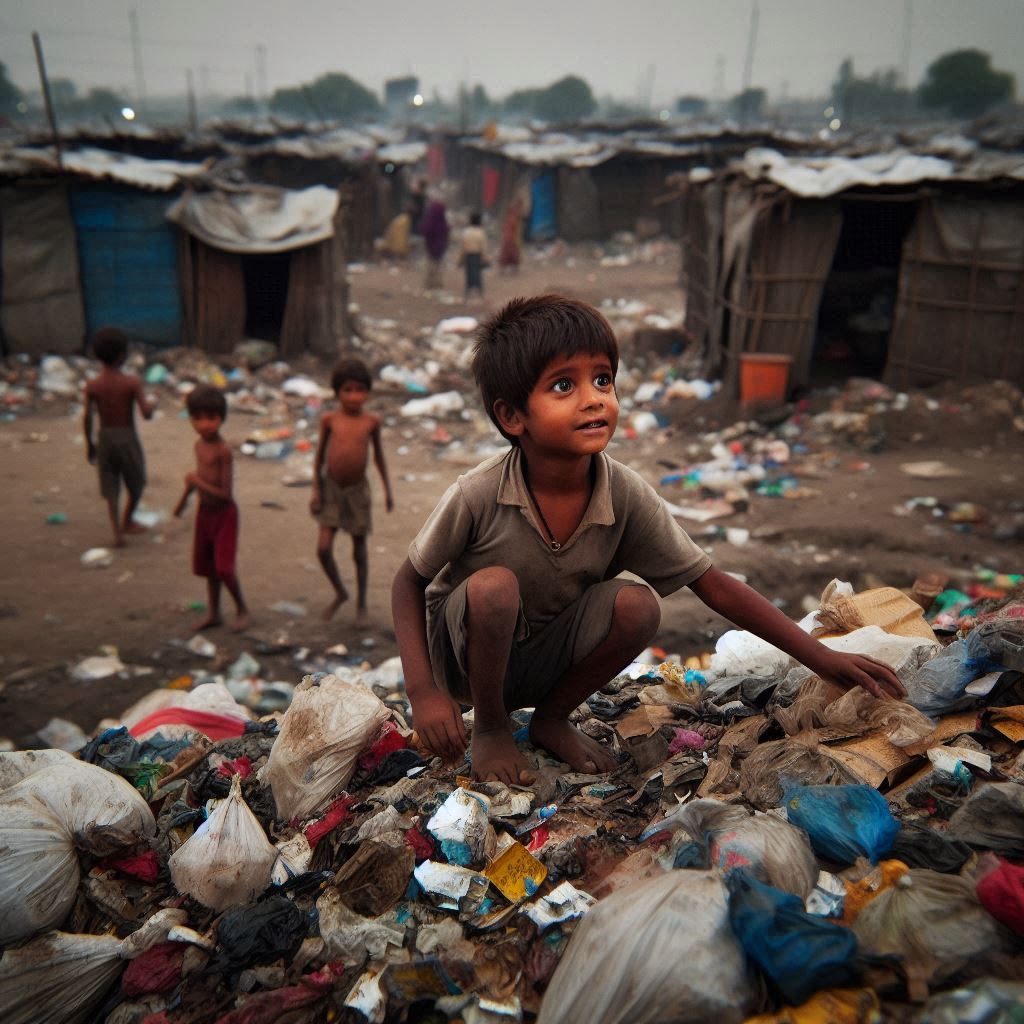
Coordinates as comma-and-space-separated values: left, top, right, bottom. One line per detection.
739, 353, 793, 404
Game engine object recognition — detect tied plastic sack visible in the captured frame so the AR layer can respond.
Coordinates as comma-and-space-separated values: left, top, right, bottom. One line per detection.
739, 738, 854, 810
947, 782, 1024, 858
904, 620, 1024, 717
852, 870, 1015, 996
537, 870, 755, 1024
169, 773, 276, 911
0, 911, 187, 1024
784, 784, 899, 865
262, 673, 390, 820
669, 798, 819, 899
0, 750, 156, 944
727, 869, 860, 1007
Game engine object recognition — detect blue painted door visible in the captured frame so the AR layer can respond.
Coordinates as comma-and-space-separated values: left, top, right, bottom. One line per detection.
70, 185, 182, 348
528, 171, 557, 241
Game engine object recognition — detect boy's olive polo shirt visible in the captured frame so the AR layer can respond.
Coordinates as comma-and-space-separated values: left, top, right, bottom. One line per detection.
409, 448, 712, 631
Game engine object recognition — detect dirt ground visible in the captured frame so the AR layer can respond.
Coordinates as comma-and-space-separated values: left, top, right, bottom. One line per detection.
2, 244, 1021, 744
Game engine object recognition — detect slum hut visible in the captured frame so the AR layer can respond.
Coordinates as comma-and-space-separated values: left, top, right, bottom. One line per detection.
167, 183, 346, 357
226, 127, 423, 260
459, 127, 809, 243
0, 146, 206, 356
679, 148, 1024, 395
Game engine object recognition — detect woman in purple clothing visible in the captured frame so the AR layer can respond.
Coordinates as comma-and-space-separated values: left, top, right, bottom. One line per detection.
420, 200, 450, 291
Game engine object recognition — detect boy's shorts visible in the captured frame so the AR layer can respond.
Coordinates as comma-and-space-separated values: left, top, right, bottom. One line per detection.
96, 427, 146, 502
193, 501, 239, 580
427, 577, 648, 709
317, 476, 371, 536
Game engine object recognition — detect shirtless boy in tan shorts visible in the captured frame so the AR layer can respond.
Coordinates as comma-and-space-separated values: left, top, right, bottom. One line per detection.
311, 359, 394, 624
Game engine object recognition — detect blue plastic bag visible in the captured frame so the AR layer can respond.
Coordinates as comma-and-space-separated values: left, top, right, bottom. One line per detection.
726, 869, 860, 1006
784, 784, 899, 864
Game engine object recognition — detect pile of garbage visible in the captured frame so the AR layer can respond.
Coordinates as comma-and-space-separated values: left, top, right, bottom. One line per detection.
3, 576, 1024, 1022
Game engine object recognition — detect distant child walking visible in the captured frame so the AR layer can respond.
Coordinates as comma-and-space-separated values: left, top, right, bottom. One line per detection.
173, 384, 249, 632
83, 327, 154, 547
311, 358, 394, 624
459, 212, 488, 300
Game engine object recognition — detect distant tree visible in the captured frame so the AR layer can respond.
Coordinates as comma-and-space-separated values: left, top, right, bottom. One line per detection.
49, 77, 78, 112
534, 75, 596, 122
832, 59, 912, 122
676, 95, 708, 117
504, 87, 542, 115
919, 49, 1014, 118
223, 95, 259, 116
0, 63, 23, 119
730, 87, 766, 122
81, 88, 126, 117
602, 98, 648, 120
470, 84, 490, 114
271, 72, 380, 121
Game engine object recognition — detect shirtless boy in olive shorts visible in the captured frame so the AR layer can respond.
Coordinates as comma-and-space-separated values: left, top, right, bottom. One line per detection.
311, 359, 394, 624
83, 327, 153, 547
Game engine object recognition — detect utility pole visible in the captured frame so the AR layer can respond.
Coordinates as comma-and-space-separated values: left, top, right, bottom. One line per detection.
741, 0, 760, 96
899, 0, 913, 89
255, 44, 267, 106
129, 9, 147, 115
186, 69, 198, 133
32, 32, 62, 167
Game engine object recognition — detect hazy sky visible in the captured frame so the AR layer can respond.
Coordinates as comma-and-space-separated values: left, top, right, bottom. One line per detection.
3, 0, 1022, 108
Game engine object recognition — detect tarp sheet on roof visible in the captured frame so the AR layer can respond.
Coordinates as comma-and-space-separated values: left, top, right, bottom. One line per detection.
166, 185, 338, 254
7, 147, 206, 191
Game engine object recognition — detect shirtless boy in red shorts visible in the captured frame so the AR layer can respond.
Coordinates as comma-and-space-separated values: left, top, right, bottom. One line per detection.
173, 384, 249, 632
310, 358, 394, 624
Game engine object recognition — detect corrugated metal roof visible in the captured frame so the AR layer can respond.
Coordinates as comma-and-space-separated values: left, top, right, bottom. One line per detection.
2, 146, 208, 191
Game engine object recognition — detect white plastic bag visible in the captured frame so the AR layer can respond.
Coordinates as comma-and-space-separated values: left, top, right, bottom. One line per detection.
0, 912, 189, 1024
538, 870, 755, 1024
262, 673, 390, 820
674, 798, 819, 899
0, 752, 157, 945
169, 773, 276, 911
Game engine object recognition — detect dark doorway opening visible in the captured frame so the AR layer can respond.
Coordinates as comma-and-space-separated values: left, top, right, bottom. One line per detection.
242, 253, 290, 342
812, 198, 918, 384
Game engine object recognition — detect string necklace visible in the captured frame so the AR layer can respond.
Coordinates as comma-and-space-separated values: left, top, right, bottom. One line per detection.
520, 455, 561, 551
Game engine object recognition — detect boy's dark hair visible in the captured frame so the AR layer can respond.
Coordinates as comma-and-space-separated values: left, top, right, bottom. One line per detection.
472, 295, 619, 443
92, 327, 128, 366
186, 384, 228, 420
331, 358, 372, 394
470, 211, 482, 226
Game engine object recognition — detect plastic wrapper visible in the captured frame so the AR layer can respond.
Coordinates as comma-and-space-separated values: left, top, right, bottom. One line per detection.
888, 823, 972, 874
727, 870, 859, 1007
947, 782, 1024, 858
169, 774, 277, 911
262, 673, 390, 820
739, 739, 853, 810
0, 751, 156, 944
212, 894, 307, 977
815, 688, 936, 748
426, 787, 496, 867
852, 870, 1015, 994
538, 870, 755, 1024
784, 784, 899, 865
743, 988, 880, 1024
976, 857, 1024, 935
904, 621, 1024, 717
840, 859, 910, 924
917, 979, 1024, 1024
670, 798, 819, 899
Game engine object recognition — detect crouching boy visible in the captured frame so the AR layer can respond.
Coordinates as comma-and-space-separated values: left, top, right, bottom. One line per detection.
392, 295, 905, 785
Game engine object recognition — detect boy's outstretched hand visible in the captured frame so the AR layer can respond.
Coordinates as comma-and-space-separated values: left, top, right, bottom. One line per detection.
809, 648, 906, 700
412, 689, 468, 764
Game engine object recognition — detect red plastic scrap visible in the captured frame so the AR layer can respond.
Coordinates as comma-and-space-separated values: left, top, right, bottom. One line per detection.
216, 755, 253, 779
122, 942, 186, 996
129, 708, 249, 741
213, 963, 347, 1024
101, 848, 161, 883
977, 858, 1024, 936
643, 829, 673, 848
404, 823, 436, 862
525, 826, 550, 853
357, 721, 408, 772
304, 794, 356, 849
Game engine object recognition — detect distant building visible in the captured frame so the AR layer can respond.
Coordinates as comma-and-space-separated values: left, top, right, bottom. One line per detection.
384, 76, 420, 118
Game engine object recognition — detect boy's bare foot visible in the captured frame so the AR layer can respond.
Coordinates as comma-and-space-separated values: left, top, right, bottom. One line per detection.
354, 608, 370, 628
122, 521, 147, 535
529, 714, 618, 774
193, 614, 222, 631
229, 613, 250, 633
322, 592, 348, 620
471, 726, 536, 786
